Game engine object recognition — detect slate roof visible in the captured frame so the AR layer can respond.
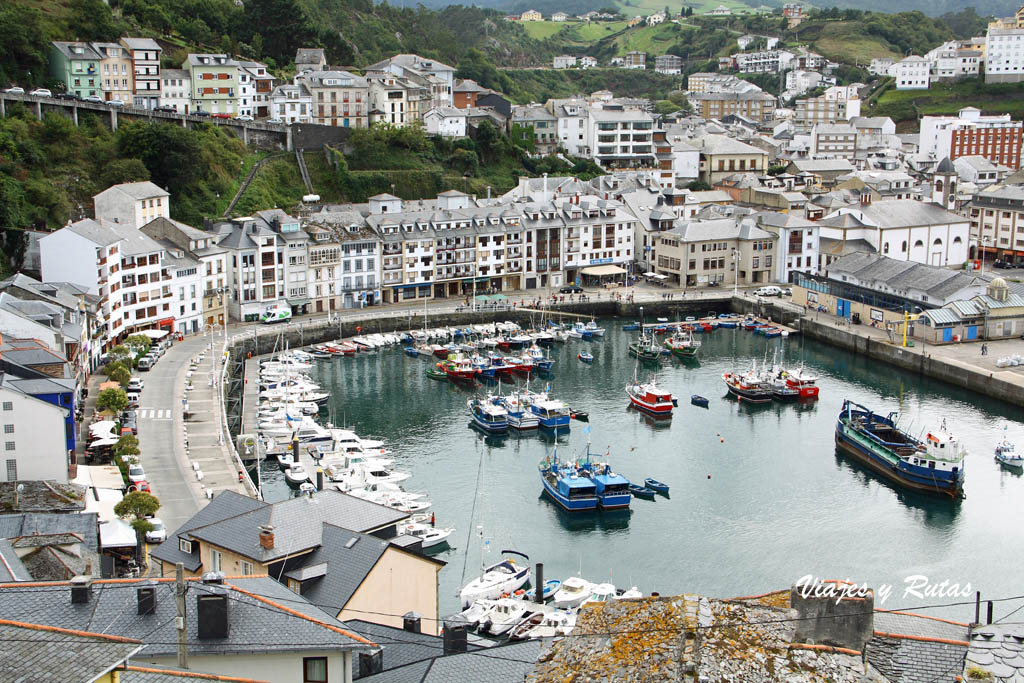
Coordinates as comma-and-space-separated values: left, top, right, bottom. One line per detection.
0, 576, 374, 658
787, 158, 855, 173
346, 619, 487, 679
0, 513, 99, 551
668, 217, 775, 242
818, 237, 876, 256
826, 252, 985, 300
965, 624, 1024, 681
0, 539, 28, 582
151, 490, 265, 571
360, 640, 540, 683
98, 181, 169, 201
868, 610, 970, 682
844, 200, 966, 229
121, 37, 161, 51
693, 134, 766, 156
51, 41, 102, 61
288, 524, 391, 616
295, 48, 326, 65
120, 666, 270, 683
0, 620, 143, 682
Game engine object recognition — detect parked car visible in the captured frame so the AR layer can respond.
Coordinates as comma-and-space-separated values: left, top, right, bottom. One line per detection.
137, 357, 153, 371
133, 480, 151, 493
235, 114, 254, 121
127, 378, 144, 391
754, 286, 783, 297
211, 113, 232, 119
83, 95, 103, 103
125, 389, 141, 405
154, 105, 177, 113
120, 413, 137, 436
107, 99, 124, 107
193, 110, 211, 117
782, 287, 793, 297
127, 464, 146, 484
268, 117, 283, 124
559, 285, 584, 294
29, 88, 52, 97
145, 517, 166, 543
3, 86, 25, 94
55, 92, 80, 101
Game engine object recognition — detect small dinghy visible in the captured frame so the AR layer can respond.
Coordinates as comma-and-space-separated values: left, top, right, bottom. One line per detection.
644, 478, 669, 494
578, 352, 594, 363
690, 395, 709, 408
525, 579, 562, 601
629, 484, 655, 500
569, 410, 589, 422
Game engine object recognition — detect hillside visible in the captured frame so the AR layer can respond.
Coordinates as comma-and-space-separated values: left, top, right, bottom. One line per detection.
869, 80, 1024, 128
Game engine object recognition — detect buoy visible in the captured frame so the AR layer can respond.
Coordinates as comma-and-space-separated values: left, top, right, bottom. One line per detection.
707, 474, 711, 479
720, 437, 724, 443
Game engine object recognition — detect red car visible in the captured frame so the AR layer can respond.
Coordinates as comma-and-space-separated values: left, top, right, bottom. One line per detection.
129, 480, 151, 493
211, 113, 232, 119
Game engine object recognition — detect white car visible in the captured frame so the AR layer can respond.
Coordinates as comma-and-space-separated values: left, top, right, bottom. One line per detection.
127, 378, 144, 391
754, 286, 783, 297
128, 464, 146, 484
145, 518, 166, 543
235, 114, 254, 121
4, 86, 25, 94
29, 88, 52, 97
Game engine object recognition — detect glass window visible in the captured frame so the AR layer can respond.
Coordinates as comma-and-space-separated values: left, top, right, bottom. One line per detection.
303, 657, 328, 683
210, 549, 222, 572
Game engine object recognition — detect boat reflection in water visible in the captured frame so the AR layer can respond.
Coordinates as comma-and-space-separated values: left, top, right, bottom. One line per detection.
468, 422, 510, 447
539, 495, 632, 532
628, 405, 673, 430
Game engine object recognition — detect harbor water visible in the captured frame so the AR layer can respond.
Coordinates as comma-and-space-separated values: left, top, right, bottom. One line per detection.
258, 321, 1024, 618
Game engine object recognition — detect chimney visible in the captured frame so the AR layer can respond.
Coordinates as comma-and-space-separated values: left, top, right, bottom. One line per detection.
70, 575, 92, 604
403, 611, 422, 633
137, 580, 158, 615
442, 619, 468, 654
359, 650, 384, 675
197, 578, 230, 639
259, 525, 275, 550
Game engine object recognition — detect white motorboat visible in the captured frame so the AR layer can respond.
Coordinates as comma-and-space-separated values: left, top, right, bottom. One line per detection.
328, 462, 410, 487
509, 609, 577, 640
329, 429, 391, 456
617, 587, 643, 600
479, 597, 533, 636
276, 452, 296, 469
584, 320, 605, 337
259, 388, 329, 404
284, 464, 311, 487
260, 377, 321, 392
321, 452, 395, 471
551, 577, 594, 609
260, 358, 312, 371
259, 402, 319, 416
397, 522, 454, 549
457, 599, 498, 629
582, 583, 617, 606
459, 552, 531, 608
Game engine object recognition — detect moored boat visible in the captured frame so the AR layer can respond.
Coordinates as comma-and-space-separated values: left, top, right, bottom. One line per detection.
626, 378, 676, 416
995, 426, 1021, 469
664, 329, 701, 358
551, 576, 595, 609
628, 335, 662, 362
723, 369, 772, 403
579, 455, 632, 509
578, 352, 594, 363
539, 449, 598, 511
629, 483, 655, 500
690, 394, 709, 408
459, 551, 531, 608
467, 398, 509, 433
835, 399, 966, 499
644, 477, 669, 494
425, 365, 448, 381
784, 366, 820, 398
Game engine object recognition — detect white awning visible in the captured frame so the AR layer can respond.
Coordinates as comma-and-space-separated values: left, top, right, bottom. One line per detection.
90, 437, 119, 447
90, 420, 116, 433
99, 519, 137, 548
581, 265, 627, 276
138, 329, 170, 340
643, 271, 657, 277
654, 274, 669, 280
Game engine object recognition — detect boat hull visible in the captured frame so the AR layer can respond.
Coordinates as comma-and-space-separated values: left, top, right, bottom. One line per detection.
597, 492, 632, 509
541, 473, 598, 511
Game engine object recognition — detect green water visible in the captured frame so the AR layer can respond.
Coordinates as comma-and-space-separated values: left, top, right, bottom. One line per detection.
260, 323, 1024, 619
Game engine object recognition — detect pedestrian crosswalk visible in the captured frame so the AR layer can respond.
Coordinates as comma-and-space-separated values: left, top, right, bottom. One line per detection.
137, 408, 173, 419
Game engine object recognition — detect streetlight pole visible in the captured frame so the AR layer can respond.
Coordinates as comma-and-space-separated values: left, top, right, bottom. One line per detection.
732, 248, 741, 295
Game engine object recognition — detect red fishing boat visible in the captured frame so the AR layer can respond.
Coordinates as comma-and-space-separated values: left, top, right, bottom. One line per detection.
783, 366, 820, 398
625, 378, 676, 416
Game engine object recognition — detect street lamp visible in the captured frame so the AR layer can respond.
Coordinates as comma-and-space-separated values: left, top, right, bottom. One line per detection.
731, 248, 742, 295
979, 235, 991, 277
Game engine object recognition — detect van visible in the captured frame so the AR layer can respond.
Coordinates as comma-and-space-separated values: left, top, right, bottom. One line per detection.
137, 357, 153, 371
754, 286, 782, 297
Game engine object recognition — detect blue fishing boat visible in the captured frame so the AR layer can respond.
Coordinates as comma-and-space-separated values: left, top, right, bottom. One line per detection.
622, 322, 640, 331
403, 346, 419, 358
629, 484, 655, 500
580, 458, 632, 509
526, 387, 572, 430
539, 449, 598, 511
717, 321, 738, 328
492, 390, 539, 430
578, 352, 594, 363
467, 398, 509, 433
644, 478, 669, 494
835, 399, 966, 499
690, 395, 709, 408
526, 579, 562, 601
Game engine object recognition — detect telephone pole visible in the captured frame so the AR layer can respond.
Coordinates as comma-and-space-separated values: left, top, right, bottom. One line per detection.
176, 562, 188, 669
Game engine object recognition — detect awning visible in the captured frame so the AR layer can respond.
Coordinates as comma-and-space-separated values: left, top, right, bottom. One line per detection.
156, 317, 175, 329
643, 271, 657, 277
654, 274, 669, 280
90, 437, 119, 447
138, 329, 169, 340
491, 294, 507, 300
581, 265, 627, 277
287, 297, 311, 306
99, 519, 137, 548
475, 295, 491, 301
90, 420, 117, 433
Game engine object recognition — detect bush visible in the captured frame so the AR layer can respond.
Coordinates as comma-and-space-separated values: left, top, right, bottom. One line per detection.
97, 387, 128, 414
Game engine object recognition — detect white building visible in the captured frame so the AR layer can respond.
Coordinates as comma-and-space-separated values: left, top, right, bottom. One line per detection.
553, 55, 577, 69
918, 107, 1023, 170
423, 107, 467, 137
363, 54, 455, 107
756, 212, 820, 282
93, 181, 170, 229
580, 56, 598, 69
269, 83, 312, 123
655, 55, 683, 75
889, 56, 930, 90
925, 41, 980, 81
549, 98, 590, 157
868, 57, 894, 76
784, 70, 822, 97
587, 106, 655, 169
0, 383, 70, 484
160, 69, 191, 113
646, 11, 666, 25
986, 10, 1024, 83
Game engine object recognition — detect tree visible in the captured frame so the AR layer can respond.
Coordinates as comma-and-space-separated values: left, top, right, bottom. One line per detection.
654, 100, 680, 115
687, 180, 712, 191
114, 491, 160, 563
114, 434, 140, 459
102, 158, 151, 188
109, 364, 131, 387
68, 0, 124, 42
125, 334, 152, 355
97, 387, 128, 414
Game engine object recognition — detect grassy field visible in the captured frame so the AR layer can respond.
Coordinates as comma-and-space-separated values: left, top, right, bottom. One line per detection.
810, 21, 900, 64
520, 20, 574, 40
610, 23, 688, 55
613, 0, 767, 16
871, 80, 1024, 125
572, 20, 629, 41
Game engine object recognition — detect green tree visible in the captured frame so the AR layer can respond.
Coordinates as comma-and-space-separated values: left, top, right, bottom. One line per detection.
687, 180, 712, 191
109, 364, 132, 387
114, 434, 140, 459
68, 0, 124, 42
0, 5, 49, 87
654, 100, 680, 115
102, 158, 151, 187
243, 0, 316, 64
97, 387, 128, 414
114, 491, 160, 562
125, 334, 153, 355
116, 123, 204, 199
251, 33, 264, 59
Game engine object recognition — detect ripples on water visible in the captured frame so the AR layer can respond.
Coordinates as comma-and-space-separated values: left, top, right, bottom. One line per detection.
258, 322, 1024, 617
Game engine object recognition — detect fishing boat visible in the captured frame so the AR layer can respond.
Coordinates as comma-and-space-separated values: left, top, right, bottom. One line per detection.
835, 399, 966, 499
527, 391, 572, 430
783, 366, 820, 398
571, 322, 594, 340
994, 426, 1021, 470
442, 357, 479, 383
664, 329, 701, 358
551, 577, 595, 609
467, 398, 509, 433
722, 369, 772, 403
539, 449, 598, 511
524, 346, 555, 371
629, 483, 655, 500
425, 365, 448, 381
578, 456, 632, 509
765, 373, 800, 401
621, 322, 640, 331
626, 378, 676, 416
584, 320, 605, 337
490, 390, 539, 430
643, 477, 669, 494
459, 551, 532, 608
578, 352, 594, 363
628, 334, 662, 363
525, 579, 562, 602
690, 395, 709, 408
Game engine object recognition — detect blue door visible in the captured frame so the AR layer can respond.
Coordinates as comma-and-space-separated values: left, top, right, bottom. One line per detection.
942, 328, 954, 342
966, 325, 978, 340
836, 299, 850, 318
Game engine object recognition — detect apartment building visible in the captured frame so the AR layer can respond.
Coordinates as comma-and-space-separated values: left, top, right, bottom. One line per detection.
655, 55, 683, 75
691, 134, 769, 185
93, 181, 170, 228
120, 37, 161, 109
368, 76, 411, 127
49, 42, 101, 99
925, 41, 981, 81
686, 73, 762, 94
185, 54, 239, 115
688, 91, 777, 122
556, 196, 636, 285
364, 54, 454, 108
588, 107, 656, 169
511, 105, 560, 154
553, 55, 577, 69
811, 123, 858, 160
298, 70, 369, 128
730, 50, 794, 73
794, 87, 861, 127
269, 83, 312, 124
91, 42, 132, 104
967, 185, 1024, 261
986, 6, 1024, 83
755, 212, 819, 282
653, 217, 778, 287
919, 108, 1023, 169
238, 61, 273, 118
303, 211, 381, 311
0, 382, 71, 484
547, 98, 590, 156
160, 69, 191, 113
890, 56, 930, 90
625, 51, 646, 70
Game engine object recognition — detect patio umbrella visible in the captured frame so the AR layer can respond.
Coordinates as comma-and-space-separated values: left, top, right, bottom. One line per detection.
491, 294, 507, 300
90, 420, 117, 433
89, 437, 119, 447
475, 295, 491, 302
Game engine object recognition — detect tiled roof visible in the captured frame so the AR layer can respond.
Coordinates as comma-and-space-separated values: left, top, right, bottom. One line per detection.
0, 576, 374, 658
868, 610, 970, 682
0, 540, 28, 582
120, 666, 269, 683
360, 641, 539, 683
965, 624, 1024, 681
151, 490, 265, 571
98, 181, 169, 200
0, 619, 142, 682
345, 619, 484, 679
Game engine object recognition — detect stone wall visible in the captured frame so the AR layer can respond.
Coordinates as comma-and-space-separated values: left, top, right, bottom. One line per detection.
791, 584, 875, 651
291, 123, 353, 151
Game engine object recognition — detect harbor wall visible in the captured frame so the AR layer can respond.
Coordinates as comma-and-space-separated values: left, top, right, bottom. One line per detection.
799, 318, 1024, 408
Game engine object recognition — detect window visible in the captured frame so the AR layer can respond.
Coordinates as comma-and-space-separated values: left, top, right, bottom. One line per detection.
303, 657, 328, 683
210, 548, 222, 572
5, 459, 15, 480
3, 425, 12, 434
179, 538, 193, 554
1, 402, 11, 411
241, 561, 254, 576
4, 442, 14, 451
